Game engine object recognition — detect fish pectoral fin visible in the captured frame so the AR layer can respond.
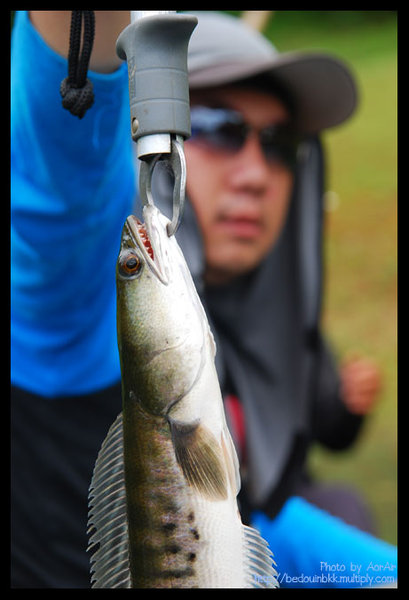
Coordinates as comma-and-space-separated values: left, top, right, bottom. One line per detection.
169, 420, 228, 501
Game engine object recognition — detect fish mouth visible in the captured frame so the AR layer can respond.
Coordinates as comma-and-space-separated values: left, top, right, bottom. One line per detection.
126, 209, 169, 285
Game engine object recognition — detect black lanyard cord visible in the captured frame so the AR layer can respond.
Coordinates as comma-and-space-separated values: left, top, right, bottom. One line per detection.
60, 11, 95, 119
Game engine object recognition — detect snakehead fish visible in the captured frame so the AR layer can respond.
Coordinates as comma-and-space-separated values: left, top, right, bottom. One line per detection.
87, 205, 278, 588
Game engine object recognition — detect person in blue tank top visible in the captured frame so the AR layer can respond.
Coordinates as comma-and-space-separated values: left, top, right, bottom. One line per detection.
11, 10, 396, 588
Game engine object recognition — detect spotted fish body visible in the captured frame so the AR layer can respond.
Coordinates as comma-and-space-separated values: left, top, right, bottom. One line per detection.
87, 205, 278, 588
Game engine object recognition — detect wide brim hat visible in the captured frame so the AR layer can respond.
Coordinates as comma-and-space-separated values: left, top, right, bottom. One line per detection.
187, 11, 358, 134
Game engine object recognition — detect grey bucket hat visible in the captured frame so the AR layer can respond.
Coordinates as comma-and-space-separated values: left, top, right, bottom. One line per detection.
187, 11, 358, 134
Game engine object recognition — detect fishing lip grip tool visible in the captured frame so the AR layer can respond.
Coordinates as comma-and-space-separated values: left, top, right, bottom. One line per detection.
117, 11, 198, 237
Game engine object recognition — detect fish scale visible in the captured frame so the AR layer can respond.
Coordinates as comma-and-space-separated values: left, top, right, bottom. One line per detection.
123, 402, 199, 587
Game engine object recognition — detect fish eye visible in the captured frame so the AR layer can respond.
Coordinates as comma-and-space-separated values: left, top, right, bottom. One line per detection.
119, 252, 142, 277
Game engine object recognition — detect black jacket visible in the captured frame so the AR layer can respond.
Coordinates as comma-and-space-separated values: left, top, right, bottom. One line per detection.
151, 135, 364, 516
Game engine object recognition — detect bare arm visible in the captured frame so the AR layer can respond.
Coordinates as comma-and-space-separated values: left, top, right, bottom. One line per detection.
29, 11, 130, 73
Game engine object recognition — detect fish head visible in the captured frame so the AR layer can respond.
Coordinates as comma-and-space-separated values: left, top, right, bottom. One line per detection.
116, 205, 212, 418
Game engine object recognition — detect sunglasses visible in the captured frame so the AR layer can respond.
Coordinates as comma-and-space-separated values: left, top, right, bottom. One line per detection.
189, 106, 302, 170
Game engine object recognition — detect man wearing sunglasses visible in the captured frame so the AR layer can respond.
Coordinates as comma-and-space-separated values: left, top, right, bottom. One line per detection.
153, 11, 393, 587
11, 10, 395, 588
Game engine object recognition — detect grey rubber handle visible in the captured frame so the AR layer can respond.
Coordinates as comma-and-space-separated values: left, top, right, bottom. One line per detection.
116, 13, 198, 143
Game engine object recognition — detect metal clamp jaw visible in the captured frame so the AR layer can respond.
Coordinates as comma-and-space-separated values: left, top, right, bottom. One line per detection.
117, 11, 197, 236
139, 136, 186, 237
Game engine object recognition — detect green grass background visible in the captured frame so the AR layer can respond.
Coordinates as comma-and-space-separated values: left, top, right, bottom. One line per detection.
256, 11, 397, 544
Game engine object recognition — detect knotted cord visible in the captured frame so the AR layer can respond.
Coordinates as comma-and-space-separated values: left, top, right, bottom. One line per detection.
60, 11, 95, 119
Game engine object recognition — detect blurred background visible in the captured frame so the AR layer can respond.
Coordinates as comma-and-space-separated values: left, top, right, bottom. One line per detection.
230, 10, 397, 544
10, 10, 397, 544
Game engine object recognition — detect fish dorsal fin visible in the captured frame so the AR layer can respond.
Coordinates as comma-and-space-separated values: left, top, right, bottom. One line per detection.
243, 524, 279, 588
169, 420, 228, 501
87, 413, 131, 588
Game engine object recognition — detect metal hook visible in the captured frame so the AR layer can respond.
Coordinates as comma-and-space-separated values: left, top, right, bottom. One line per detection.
166, 136, 186, 237
138, 154, 161, 208
138, 136, 186, 237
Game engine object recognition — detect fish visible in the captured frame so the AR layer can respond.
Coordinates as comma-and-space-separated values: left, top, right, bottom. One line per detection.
87, 204, 278, 588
